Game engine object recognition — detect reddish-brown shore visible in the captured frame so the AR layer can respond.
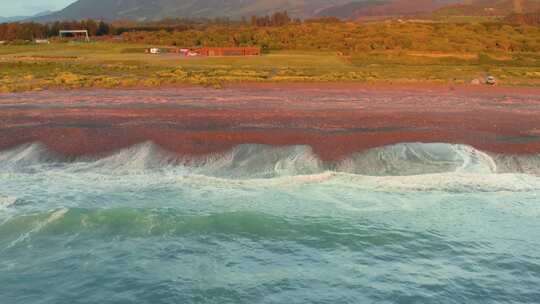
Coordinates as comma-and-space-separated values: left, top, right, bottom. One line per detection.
1, 83, 540, 162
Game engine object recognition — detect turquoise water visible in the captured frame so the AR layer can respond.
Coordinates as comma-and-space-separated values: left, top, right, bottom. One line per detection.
1, 142, 540, 303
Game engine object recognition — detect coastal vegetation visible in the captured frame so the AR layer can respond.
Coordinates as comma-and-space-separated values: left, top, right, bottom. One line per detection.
120, 19, 540, 53
0, 14, 539, 92
0, 20, 115, 41
1, 42, 539, 93
2, 13, 539, 53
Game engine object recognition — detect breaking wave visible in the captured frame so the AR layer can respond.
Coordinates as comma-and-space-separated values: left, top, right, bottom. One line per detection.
336, 143, 497, 175
3, 145, 540, 303
0, 208, 361, 241
0, 143, 60, 170
1, 141, 540, 178
0, 196, 18, 208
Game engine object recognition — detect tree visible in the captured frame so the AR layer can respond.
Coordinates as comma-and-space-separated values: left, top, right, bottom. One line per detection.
97, 21, 110, 36
85, 19, 99, 36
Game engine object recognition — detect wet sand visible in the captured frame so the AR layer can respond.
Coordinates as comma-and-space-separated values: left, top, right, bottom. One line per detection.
1, 83, 540, 161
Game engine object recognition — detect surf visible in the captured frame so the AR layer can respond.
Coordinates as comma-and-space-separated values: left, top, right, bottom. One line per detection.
1, 141, 539, 177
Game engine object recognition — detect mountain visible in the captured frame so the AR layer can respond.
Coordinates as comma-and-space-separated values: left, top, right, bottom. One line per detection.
0, 15, 29, 23
316, 0, 459, 19
34, 0, 357, 21
431, 0, 540, 17
30, 0, 540, 22
33, 10, 55, 18
319, 0, 540, 20
0, 11, 55, 23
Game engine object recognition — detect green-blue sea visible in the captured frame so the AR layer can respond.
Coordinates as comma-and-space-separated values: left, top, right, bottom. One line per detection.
1, 142, 540, 303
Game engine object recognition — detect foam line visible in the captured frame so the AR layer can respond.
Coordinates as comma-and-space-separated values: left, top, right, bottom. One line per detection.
1, 141, 539, 177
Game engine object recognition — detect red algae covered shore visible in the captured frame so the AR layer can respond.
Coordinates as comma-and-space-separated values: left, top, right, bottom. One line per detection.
1, 83, 540, 162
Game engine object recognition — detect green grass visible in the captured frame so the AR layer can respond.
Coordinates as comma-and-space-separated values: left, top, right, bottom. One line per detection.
349, 52, 540, 84
1, 42, 539, 93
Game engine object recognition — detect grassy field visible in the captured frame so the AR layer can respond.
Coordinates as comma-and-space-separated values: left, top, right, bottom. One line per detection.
1, 42, 539, 92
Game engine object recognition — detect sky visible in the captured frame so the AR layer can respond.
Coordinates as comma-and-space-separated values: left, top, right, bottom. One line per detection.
0, 0, 76, 17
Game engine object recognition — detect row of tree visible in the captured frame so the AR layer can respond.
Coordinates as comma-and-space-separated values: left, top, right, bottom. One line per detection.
113, 17, 248, 35
0, 11, 322, 41
250, 11, 298, 27
120, 21, 540, 53
505, 12, 540, 26
0, 20, 114, 41
0, 12, 298, 41
1, 12, 539, 54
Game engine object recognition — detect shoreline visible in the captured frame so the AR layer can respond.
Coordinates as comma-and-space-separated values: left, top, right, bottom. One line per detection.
3, 79, 540, 97
222, 82, 540, 94
2, 84, 540, 161
4, 81, 540, 96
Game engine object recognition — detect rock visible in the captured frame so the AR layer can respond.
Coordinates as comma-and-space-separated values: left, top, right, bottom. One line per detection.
486, 76, 497, 85
471, 78, 481, 85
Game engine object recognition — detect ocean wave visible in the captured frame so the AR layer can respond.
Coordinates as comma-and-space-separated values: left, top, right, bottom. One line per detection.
330, 172, 540, 193
191, 144, 323, 178
1, 207, 68, 249
0, 208, 411, 247
493, 154, 540, 176
0, 143, 60, 171
76, 141, 184, 173
0, 196, 18, 208
1, 141, 540, 178
336, 143, 497, 176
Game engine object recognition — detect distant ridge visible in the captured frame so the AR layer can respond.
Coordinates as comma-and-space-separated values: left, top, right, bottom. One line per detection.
0, 15, 30, 23
432, 0, 540, 17
33, 0, 355, 21
317, 0, 457, 19
29, 0, 540, 22
0, 11, 54, 23
32, 0, 466, 21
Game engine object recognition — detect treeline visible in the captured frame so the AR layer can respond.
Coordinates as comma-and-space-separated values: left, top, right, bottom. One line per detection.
505, 12, 540, 26
2, 13, 540, 54
250, 11, 299, 27
0, 13, 299, 41
121, 21, 540, 53
0, 20, 115, 41
113, 17, 247, 34
115, 12, 300, 34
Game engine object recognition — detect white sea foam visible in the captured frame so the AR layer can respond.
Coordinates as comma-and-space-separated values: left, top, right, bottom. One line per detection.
76, 141, 182, 173
331, 172, 540, 193
336, 143, 497, 176
493, 154, 540, 175
0, 196, 17, 207
1, 141, 540, 180
4, 208, 69, 249
192, 144, 323, 178
0, 143, 59, 170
